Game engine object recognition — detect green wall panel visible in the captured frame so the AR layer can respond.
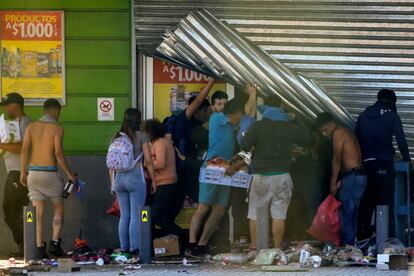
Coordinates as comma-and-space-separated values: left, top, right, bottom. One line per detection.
1, 1, 132, 155
66, 40, 130, 67
66, 12, 130, 38
25, 96, 130, 123
0, 0, 130, 10
63, 124, 120, 155
66, 68, 130, 94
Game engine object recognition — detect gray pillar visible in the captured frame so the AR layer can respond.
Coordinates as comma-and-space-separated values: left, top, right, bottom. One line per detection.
376, 205, 389, 251
256, 206, 269, 251
24, 205, 36, 263
138, 206, 152, 263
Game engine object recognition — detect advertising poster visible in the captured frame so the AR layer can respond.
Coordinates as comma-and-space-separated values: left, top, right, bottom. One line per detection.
153, 58, 226, 121
0, 11, 65, 104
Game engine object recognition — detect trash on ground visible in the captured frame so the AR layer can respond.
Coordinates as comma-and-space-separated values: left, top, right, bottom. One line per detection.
57, 258, 80, 273
379, 238, 406, 255
377, 254, 408, 271
212, 253, 249, 264
252, 248, 285, 265
96, 258, 104, 266
153, 235, 180, 257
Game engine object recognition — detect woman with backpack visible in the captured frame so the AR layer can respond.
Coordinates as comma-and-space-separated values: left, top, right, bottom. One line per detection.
107, 108, 156, 255
143, 119, 184, 237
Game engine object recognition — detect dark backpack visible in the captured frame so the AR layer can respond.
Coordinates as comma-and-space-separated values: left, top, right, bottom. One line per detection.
162, 114, 177, 137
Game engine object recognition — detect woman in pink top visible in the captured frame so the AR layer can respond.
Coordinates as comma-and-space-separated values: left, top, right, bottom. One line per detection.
143, 119, 184, 238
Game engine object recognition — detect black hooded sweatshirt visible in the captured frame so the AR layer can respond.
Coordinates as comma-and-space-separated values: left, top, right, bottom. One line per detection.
355, 101, 410, 162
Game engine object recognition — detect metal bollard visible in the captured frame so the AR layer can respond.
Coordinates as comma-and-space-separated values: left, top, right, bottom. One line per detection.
256, 206, 269, 251
138, 206, 152, 264
376, 205, 389, 251
23, 205, 36, 263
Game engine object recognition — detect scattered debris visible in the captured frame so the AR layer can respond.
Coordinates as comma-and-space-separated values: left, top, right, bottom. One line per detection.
252, 249, 285, 265
379, 238, 406, 255
8, 258, 15, 265
57, 258, 80, 273
114, 255, 129, 264
96, 258, 104, 266
212, 253, 249, 264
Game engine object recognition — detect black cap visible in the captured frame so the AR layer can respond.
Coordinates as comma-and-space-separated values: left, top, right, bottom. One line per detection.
0, 93, 24, 106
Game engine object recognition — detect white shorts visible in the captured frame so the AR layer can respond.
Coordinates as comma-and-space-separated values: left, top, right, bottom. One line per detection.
247, 173, 293, 220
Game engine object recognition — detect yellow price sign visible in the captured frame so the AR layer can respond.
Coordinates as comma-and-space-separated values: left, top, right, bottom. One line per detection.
27, 211, 33, 223
141, 210, 148, 222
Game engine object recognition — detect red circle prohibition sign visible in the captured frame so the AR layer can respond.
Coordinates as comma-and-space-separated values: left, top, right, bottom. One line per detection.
100, 100, 112, 112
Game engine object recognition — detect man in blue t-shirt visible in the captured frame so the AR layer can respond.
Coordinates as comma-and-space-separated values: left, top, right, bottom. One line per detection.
222, 91, 257, 243
186, 85, 256, 257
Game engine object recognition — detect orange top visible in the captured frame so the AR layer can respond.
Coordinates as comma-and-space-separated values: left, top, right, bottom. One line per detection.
150, 137, 177, 186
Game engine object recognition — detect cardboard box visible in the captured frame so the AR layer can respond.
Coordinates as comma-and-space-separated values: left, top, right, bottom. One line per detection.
199, 166, 253, 188
57, 258, 80, 273
377, 254, 408, 271
0, 114, 21, 143
153, 235, 180, 257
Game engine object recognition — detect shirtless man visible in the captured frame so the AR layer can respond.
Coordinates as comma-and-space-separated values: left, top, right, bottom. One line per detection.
20, 99, 75, 258
316, 112, 367, 246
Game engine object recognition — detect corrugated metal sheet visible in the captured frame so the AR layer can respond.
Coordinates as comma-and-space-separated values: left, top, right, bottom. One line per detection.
134, 0, 414, 151
156, 10, 355, 127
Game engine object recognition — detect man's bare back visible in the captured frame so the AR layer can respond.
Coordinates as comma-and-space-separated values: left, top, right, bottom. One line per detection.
26, 121, 63, 167
333, 127, 362, 171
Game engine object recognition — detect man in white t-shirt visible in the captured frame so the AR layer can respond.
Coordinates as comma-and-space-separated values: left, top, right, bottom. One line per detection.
0, 92, 31, 256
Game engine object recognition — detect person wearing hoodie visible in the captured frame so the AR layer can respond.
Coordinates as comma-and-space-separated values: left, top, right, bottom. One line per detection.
355, 89, 412, 239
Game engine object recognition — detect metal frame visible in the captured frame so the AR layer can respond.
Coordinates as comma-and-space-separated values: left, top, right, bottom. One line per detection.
395, 161, 412, 246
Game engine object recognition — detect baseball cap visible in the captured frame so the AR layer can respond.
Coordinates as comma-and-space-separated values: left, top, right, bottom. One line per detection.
0, 93, 24, 106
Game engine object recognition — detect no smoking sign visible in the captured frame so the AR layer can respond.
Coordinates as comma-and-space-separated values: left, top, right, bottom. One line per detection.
98, 98, 114, 121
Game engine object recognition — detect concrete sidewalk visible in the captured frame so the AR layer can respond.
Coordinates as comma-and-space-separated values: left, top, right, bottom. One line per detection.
29, 263, 411, 276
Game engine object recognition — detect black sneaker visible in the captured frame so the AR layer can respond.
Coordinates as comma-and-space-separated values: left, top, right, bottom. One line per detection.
184, 245, 209, 259
36, 242, 49, 260
48, 239, 65, 257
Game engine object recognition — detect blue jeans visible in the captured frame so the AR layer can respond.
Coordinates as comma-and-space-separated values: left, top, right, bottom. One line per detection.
114, 166, 146, 251
339, 174, 367, 245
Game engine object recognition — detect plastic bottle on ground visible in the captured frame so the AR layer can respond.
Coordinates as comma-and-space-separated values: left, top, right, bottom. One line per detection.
212, 253, 249, 264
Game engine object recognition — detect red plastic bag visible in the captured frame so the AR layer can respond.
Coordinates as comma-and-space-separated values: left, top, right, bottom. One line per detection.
308, 195, 341, 247
106, 198, 120, 217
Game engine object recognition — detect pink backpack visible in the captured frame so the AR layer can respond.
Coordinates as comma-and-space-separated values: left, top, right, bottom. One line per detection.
106, 132, 142, 171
